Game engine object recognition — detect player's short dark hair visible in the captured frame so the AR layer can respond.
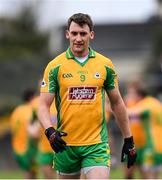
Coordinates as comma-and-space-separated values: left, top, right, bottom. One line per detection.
136, 87, 148, 98
67, 13, 94, 31
22, 89, 35, 102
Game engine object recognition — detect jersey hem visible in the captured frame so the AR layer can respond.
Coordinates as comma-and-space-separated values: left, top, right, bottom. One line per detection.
66, 140, 108, 146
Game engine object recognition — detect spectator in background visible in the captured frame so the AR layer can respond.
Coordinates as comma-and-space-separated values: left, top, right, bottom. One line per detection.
10, 89, 38, 179
124, 82, 162, 179
38, 13, 137, 179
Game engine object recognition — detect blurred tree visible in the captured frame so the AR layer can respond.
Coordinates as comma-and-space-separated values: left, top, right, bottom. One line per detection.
0, 5, 52, 111
0, 6, 49, 61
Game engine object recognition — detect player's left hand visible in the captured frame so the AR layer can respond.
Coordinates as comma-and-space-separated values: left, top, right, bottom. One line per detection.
121, 136, 137, 168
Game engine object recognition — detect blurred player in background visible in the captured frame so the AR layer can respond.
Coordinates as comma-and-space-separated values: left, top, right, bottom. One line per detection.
29, 81, 57, 179
10, 89, 38, 179
124, 82, 162, 179
38, 13, 137, 179
124, 81, 147, 179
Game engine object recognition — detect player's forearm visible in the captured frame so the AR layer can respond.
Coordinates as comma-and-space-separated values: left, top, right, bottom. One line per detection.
112, 99, 131, 138
38, 103, 53, 129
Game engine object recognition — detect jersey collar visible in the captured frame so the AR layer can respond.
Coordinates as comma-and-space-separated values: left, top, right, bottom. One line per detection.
66, 47, 96, 59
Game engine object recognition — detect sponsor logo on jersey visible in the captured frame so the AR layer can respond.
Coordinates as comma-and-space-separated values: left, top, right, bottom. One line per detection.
41, 79, 46, 87
68, 86, 97, 100
94, 72, 100, 78
62, 73, 73, 78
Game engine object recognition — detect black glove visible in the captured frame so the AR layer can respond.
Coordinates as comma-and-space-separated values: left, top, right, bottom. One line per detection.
45, 127, 67, 153
121, 136, 137, 168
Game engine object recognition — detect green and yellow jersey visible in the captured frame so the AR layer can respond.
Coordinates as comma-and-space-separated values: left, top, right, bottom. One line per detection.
127, 96, 146, 148
140, 97, 162, 153
41, 48, 118, 146
30, 96, 57, 153
105, 96, 111, 123
128, 105, 146, 149
129, 96, 162, 153
10, 104, 33, 154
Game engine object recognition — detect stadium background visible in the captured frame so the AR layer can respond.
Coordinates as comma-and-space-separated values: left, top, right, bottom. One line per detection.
0, 0, 162, 178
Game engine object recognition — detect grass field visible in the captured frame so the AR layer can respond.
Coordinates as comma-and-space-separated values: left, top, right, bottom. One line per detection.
0, 167, 137, 179
0, 167, 162, 179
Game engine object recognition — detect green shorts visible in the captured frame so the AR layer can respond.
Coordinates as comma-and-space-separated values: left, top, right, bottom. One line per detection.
126, 147, 162, 168
123, 147, 144, 166
136, 148, 145, 165
13, 148, 37, 171
53, 142, 110, 174
132, 148, 156, 167
37, 152, 54, 166
153, 152, 162, 166
142, 148, 162, 168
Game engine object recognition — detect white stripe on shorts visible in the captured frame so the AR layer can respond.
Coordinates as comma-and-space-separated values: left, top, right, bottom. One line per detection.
81, 166, 110, 175
57, 170, 80, 176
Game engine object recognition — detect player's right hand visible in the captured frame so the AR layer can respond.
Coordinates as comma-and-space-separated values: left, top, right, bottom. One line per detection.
45, 127, 67, 153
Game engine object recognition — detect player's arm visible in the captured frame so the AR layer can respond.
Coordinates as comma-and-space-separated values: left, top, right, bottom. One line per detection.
128, 107, 149, 122
106, 88, 137, 168
28, 121, 41, 139
38, 92, 67, 153
106, 88, 131, 138
38, 92, 54, 129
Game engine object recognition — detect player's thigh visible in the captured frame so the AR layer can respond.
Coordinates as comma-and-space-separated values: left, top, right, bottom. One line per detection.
82, 142, 110, 168
81, 142, 110, 178
37, 152, 55, 178
54, 146, 81, 174
84, 166, 110, 179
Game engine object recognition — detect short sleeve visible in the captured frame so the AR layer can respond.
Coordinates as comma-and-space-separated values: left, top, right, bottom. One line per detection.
40, 62, 60, 93
104, 65, 118, 91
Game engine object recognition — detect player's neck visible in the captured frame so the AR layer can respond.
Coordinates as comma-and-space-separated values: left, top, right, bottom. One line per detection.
71, 49, 89, 58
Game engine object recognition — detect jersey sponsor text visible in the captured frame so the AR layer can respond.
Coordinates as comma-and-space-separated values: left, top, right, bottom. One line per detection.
68, 86, 97, 101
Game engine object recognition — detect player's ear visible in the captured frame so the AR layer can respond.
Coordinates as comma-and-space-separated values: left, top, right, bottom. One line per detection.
65, 30, 70, 39
90, 31, 94, 40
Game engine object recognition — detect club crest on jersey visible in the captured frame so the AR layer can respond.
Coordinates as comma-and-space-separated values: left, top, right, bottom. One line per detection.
68, 86, 98, 101
41, 79, 46, 87
94, 72, 100, 78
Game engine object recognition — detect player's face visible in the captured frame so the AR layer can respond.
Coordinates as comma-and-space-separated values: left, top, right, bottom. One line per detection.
66, 21, 94, 57
126, 87, 142, 104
